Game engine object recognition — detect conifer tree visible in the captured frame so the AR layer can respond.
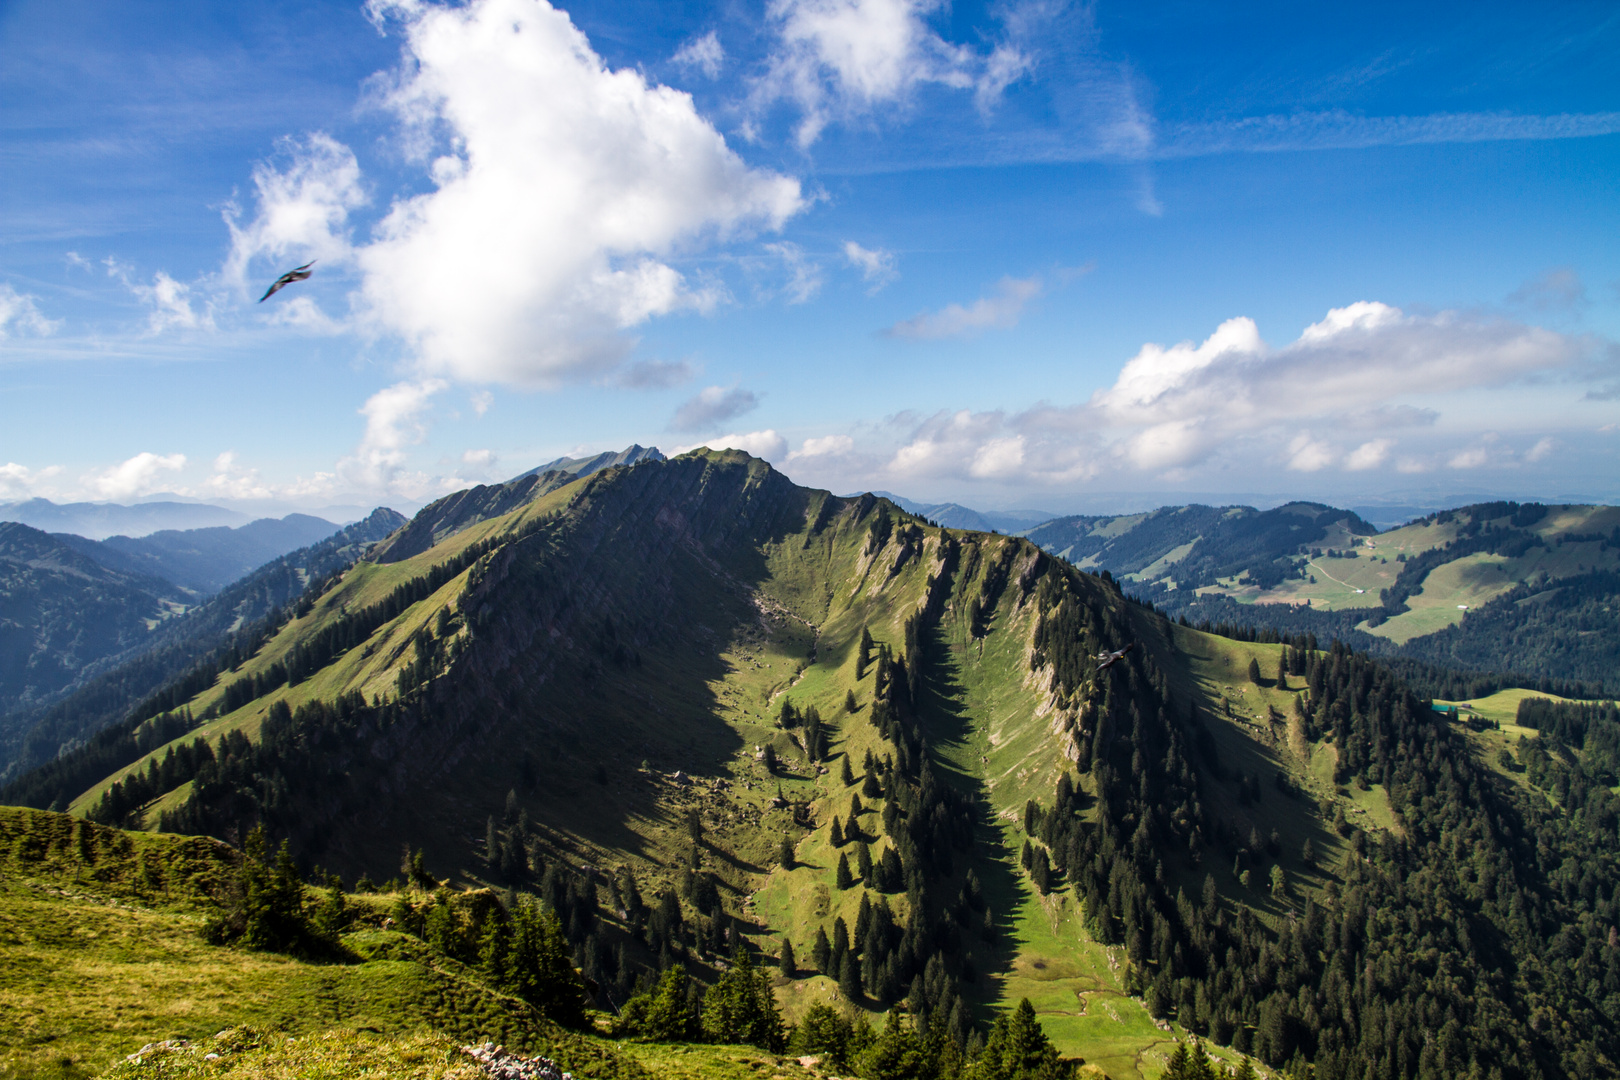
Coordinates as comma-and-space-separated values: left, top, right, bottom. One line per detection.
644, 965, 698, 1041
779, 938, 796, 978
830, 815, 844, 847
812, 926, 832, 973
779, 835, 796, 870
841, 757, 856, 786
702, 948, 785, 1050
836, 852, 854, 890
839, 951, 863, 1001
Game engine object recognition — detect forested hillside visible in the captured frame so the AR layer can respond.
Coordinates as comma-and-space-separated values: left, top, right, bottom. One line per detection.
0, 509, 405, 785
0, 522, 188, 717
5, 453, 1617, 1080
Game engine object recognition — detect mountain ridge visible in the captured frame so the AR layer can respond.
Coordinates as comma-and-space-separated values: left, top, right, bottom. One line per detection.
10, 451, 1619, 1078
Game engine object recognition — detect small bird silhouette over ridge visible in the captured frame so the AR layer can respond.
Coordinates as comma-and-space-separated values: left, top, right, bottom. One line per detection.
258, 261, 315, 303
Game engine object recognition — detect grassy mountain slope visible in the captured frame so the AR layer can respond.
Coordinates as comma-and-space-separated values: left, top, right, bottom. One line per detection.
18, 453, 1620, 1079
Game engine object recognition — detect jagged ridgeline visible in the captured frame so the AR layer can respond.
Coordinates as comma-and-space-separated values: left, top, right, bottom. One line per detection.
14, 449, 1620, 1080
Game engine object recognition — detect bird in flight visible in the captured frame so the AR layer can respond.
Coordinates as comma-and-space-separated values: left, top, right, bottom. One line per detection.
258, 261, 315, 302
1095, 642, 1135, 672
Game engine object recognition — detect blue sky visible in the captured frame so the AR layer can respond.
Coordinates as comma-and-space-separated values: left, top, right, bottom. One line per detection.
1, 0, 1616, 515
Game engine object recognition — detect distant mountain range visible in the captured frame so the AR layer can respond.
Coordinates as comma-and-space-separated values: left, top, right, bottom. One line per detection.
856, 491, 1055, 534
55, 513, 340, 594
0, 497, 250, 539
0, 511, 402, 753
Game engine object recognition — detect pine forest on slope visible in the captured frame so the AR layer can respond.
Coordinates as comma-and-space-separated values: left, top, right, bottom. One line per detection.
5, 450, 1617, 1080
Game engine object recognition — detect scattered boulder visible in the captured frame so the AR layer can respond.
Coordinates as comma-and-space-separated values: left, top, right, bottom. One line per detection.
126, 1040, 189, 1063
462, 1042, 572, 1080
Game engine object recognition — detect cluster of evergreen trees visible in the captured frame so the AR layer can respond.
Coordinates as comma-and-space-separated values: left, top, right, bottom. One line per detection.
1023, 562, 1619, 1078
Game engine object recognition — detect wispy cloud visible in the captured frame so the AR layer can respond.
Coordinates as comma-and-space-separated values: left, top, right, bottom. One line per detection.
1155, 109, 1620, 161
0, 284, 58, 339
843, 241, 897, 291
884, 275, 1041, 339
671, 385, 761, 432
223, 132, 366, 293
673, 30, 725, 78
612, 359, 697, 390
337, 378, 448, 493
753, 0, 1032, 147
764, 242, 824, 304
1507, 267, 1588, 313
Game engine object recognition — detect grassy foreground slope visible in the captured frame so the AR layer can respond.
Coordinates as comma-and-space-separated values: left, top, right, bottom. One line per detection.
0, 804, 660, 1080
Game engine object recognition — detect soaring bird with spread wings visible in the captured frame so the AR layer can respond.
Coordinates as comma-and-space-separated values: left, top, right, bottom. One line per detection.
1096, 642, 1135, 672
258, 261, 315, 302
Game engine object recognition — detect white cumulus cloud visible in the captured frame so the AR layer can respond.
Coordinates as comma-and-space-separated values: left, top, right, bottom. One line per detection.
1286, 434, 1336, 472
87, 452, 188, 500
1081, 302, 1586, 471
205, 451, 276, 500
792, 300, 1603, 494
0, 462, 63, 500
339, 0, 805, 386
1345, 439, 1394, 471
788, 434, 855, 460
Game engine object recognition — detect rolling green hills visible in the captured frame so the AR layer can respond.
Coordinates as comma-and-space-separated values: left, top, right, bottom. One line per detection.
6, 452, 1619, 1080
1024, 500, 1619, 692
